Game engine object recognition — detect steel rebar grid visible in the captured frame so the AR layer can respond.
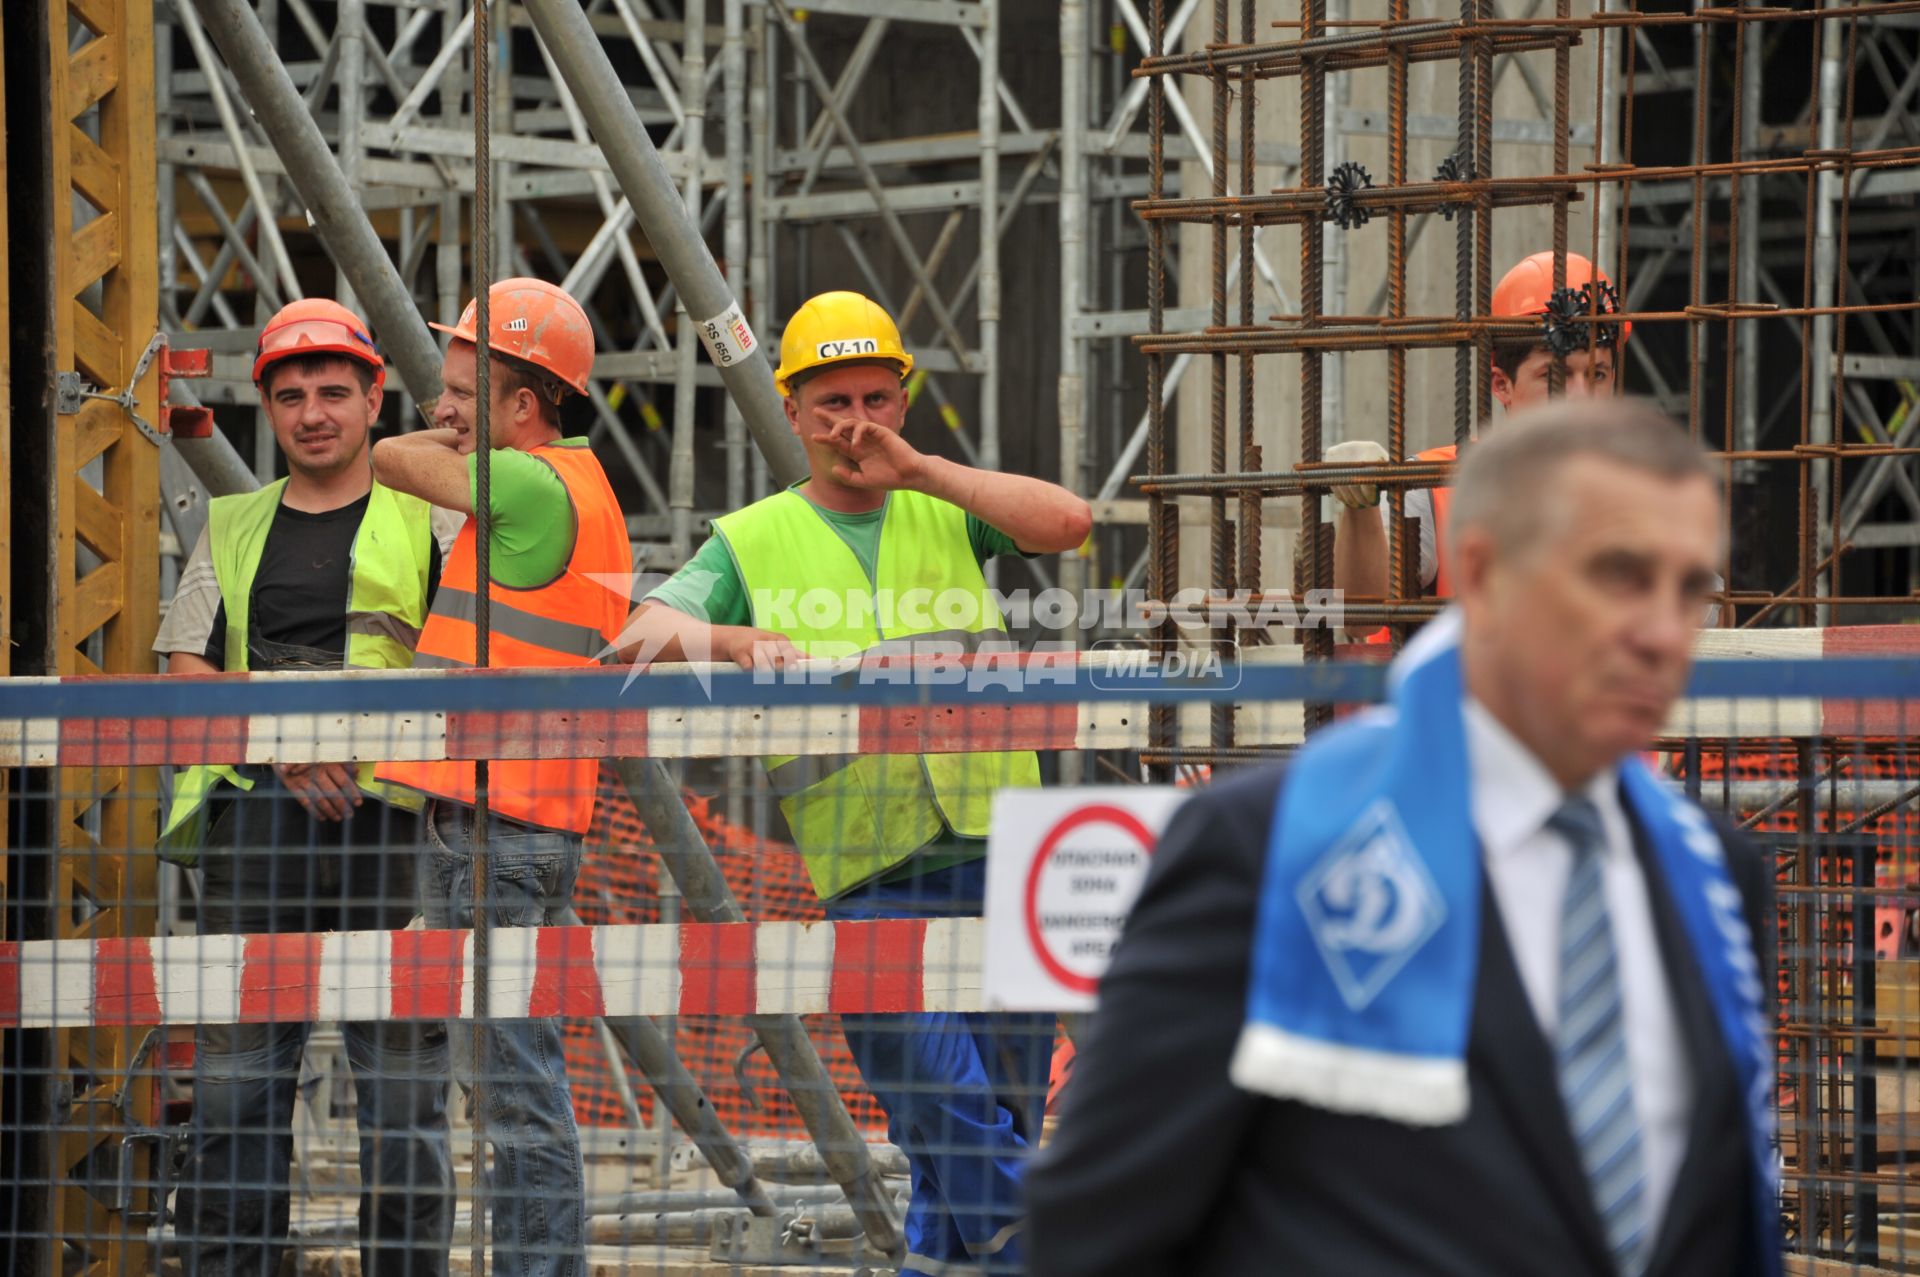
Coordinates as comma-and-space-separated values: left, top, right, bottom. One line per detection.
1146, 0, 1177, 780
1298, 0, 1333, 732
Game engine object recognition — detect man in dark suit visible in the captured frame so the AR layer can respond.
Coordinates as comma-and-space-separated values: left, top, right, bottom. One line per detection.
1029, 399, 1778, 1277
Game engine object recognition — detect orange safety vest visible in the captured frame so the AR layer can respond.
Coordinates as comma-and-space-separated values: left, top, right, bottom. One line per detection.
379, 441, 632, 834
1366, 443, 1457, 646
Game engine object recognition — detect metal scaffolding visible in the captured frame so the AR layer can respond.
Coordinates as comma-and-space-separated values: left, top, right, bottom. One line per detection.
133, 0, 1920, 1265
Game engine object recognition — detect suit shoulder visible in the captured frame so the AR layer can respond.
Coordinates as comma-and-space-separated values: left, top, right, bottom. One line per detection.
1699, 802, 1772, 899
1148, 761, 1285, 883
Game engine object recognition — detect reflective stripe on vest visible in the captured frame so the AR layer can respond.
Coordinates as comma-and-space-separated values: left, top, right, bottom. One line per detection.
713, 486, 1042, 899
1419, 444, 1456, 599
377, 441, 633, 835
160, 480, 436, 859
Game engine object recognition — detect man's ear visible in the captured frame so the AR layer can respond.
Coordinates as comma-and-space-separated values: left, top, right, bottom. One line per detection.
516, 384, 542, 428
783, 395, 801, 435
1449, 524, 1498, 603
364, 380, 385, 421
1489, 363, 1515, 410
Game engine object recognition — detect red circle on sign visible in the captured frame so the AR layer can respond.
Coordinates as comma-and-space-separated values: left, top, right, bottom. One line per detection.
1023, 804, 1159, 994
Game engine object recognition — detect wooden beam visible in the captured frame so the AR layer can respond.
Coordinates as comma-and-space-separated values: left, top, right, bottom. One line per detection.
64, 36, 118, 118
66, 127, 118, 211
69, 211, 121, 293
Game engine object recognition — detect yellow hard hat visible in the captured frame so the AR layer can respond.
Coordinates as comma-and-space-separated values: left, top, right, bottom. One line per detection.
773, 291, 914, 397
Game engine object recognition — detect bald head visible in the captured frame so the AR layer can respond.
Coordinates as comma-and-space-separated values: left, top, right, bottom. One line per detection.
1447, 397, 1723, 788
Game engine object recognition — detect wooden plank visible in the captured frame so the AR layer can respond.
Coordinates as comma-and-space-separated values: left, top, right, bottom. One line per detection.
66, 560, 123, 650
1, 0, 11, 907
1877, 960, 1920, 1060
69, 479, 122, 563
54, 3, 161, 1267
65, 126, 117, 213
1789, 1257, 1917, 1277
64, 36, 118, 120
69, 400, 121, 468
62, 846, 122, 907
67, 0, 117, 39
68, 210, 119, 294
69, 302, 118, 387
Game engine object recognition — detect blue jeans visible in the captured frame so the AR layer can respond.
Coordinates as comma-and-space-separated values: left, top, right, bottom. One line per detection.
826, 856, 1054, 1274
181, 784, 452, 1277
423, 801, 585, 1277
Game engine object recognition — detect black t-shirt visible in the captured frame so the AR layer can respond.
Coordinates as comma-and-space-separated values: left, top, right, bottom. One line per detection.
202, 494, 442, 667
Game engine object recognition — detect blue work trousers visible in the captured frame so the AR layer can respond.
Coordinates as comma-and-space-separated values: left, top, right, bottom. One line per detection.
180, 783, 453, 1277
422, 800, 586, 1277
825, 856, 1054, 1275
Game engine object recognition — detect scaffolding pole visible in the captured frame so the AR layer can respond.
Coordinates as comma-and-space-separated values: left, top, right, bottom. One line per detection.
180, 0, 446, 408
522, 0, 805, 488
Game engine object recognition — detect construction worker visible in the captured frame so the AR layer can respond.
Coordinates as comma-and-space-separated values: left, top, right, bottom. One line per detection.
617, 291, 1092, 1275
373, 278, 632, 1277
1329, 250, 1628, 637
154, 298, 454, 1277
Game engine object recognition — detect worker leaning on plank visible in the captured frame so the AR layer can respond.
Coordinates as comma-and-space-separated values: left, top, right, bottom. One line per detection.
374, 277, 632, 1277
619, 290, 1092, 1277
153, 297, 456, 1277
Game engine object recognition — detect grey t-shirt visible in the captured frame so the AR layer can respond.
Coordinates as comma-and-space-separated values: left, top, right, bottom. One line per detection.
1375, 485, 1440, 592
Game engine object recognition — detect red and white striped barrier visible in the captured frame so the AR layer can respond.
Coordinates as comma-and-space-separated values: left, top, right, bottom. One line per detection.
0, 648, 1313, 767
1670, 625, 1920, 738
0, 626, 1911, 769
0, 917, 986, 1028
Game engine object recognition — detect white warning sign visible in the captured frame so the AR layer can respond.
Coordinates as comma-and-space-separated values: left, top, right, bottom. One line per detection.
984, 787, 1188, 1012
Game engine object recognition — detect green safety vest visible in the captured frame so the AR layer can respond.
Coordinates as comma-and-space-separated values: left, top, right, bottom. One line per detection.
712, 487, 1042, 899
158, 479, 436, 864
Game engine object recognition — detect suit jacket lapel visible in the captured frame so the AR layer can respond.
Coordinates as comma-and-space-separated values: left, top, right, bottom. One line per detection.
1469, 877, 1616, 1273
1627, 803, 1738, 1275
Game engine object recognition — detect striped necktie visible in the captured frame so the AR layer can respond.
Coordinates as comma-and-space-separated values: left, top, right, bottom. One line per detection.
1550, 795, 1650, 1277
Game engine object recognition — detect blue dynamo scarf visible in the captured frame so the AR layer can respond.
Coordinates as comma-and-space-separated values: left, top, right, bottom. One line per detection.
1229, 612, 1780, 1276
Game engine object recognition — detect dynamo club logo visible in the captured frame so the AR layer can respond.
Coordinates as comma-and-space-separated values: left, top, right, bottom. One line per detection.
1295, 800, 1447, 1011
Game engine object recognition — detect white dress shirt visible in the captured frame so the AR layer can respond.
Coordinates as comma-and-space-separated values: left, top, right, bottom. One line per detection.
1463, 697, 1694, 1246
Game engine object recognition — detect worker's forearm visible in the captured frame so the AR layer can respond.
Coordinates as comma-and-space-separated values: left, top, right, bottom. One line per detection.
620, 602, 727, 665
915, 455, 1093, 554
371, 432, 474, 513
1332, 506, 1389, 639
164, 650, 221, 676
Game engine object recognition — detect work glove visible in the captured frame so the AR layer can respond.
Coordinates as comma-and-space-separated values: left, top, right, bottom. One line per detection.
1324, 439, 1390, 509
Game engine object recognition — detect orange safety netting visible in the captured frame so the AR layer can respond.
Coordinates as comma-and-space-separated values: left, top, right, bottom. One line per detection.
564, 765, 889, 1137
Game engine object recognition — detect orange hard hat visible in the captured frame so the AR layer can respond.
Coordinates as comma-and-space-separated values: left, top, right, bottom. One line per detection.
1491, 250, 1630, 346
431, 277, 594, 396
252, 298, 386, 388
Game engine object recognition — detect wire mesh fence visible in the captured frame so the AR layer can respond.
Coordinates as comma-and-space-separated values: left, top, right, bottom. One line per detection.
0, 643, 1915, 1274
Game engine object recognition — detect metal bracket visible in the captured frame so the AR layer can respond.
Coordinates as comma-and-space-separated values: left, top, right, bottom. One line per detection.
56, 332, 213, 444
1324, 161, 1374, 231
1542, 281, 1623, 356
710, 1208, 876, 1267
1434, 150, 1473, 221
101, 1030, 190, 1226
732, 1038, 769, 1112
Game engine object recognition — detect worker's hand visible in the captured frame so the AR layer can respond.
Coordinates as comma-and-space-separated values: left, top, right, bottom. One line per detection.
718, 626, 805, 674
815, 418, 925, 491
275, 761, 362, 822
1324, 440, 1390, 510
